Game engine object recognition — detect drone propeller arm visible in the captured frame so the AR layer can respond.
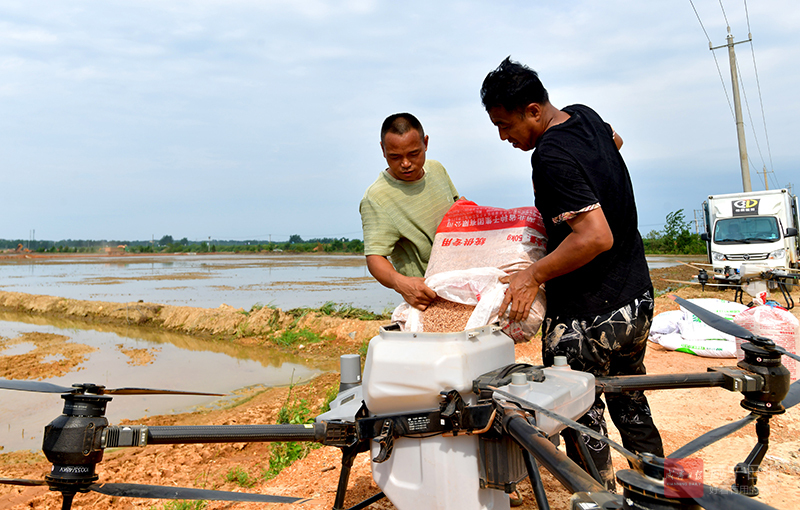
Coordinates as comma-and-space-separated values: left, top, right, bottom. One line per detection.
597, 372, 728, 393
103, 423, 329, 448
502, 410, 606, 494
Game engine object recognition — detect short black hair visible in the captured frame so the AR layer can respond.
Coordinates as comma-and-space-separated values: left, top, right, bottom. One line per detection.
480, 57, 549, 113
381, 113, 425, 143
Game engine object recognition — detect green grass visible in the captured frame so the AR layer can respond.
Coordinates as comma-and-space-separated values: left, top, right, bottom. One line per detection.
261, 384, 320, 481
319, 383, 339, 414
286, 301, 391, 321
271, 327, 324, 347
150, 501, 207, 510
225, 466, 257, 488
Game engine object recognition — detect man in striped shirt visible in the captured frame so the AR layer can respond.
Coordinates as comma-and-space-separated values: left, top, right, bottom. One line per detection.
359, 113, 460, 310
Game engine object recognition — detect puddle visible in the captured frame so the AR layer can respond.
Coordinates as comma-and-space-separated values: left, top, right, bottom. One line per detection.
0, 342, 36, 356
0, 312, 332, 452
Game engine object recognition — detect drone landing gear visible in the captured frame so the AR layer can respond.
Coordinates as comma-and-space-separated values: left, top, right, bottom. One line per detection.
562, 427, 606, 488
332, 443, 386, 510
521, 451, 550, 510
732, 416, 770, 496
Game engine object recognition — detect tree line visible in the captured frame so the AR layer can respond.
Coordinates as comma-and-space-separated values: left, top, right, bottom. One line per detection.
1, 210, 706, 256
642, 209, 707, 255
0, 236, 365, 254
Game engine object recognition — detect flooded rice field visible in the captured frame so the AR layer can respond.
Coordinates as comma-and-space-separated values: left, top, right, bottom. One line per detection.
0, 253, 400, 313
0, 310, 327, 452
0, 253, 688, 313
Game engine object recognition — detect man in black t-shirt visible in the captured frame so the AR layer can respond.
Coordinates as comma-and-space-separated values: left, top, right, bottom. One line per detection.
480, 57, 663, 490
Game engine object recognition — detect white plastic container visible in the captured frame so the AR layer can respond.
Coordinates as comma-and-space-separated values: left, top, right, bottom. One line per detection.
362, 324, 515, 414
495, 363, 595, 436
370, 434, 508, 510
363, 324, 515, 510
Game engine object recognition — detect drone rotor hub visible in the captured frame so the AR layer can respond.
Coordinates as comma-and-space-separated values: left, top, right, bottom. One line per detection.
738, 343, 790, 415
42, 394, 110, 490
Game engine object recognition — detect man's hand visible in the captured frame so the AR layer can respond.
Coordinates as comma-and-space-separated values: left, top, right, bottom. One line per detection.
498, 207, 614, 322
499, 265, 540, 322
365, 255, 437, 310
393, 275, 437, 310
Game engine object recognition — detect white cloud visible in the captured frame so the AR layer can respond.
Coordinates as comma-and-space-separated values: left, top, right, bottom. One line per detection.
1, 0, 798, 240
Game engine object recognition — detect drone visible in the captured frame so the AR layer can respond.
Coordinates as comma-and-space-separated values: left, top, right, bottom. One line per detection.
1, 295, 798, 510
664, 261, 798, 309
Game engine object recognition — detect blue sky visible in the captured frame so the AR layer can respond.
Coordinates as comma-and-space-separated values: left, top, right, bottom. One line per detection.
2, 0, 798, 242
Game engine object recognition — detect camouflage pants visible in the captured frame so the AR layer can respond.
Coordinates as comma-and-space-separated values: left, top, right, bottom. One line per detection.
542, 288, 664, 490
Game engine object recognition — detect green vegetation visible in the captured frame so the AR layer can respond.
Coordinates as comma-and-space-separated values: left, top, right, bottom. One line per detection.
150, 501, 207, 510
224, 466, 257, 488
320, 384, 340, 414
358, 340, 370, 358
287, 301, 391, 321
643, 209, 707, 255
270, 327, 325, 347
261, 385, 320, 481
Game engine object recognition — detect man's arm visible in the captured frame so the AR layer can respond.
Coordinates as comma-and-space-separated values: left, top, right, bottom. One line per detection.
366, 254, 437, 311
610, 125, 623, 149
499, 207, 613, 322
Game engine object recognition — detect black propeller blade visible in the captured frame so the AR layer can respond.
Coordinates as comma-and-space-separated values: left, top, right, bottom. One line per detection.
670, 295, 800, 363
89, 482, 311, 504
693, 481, 778, 510
0, 379, 224, 396
0, 477, 48, 486
669, 379, 800, 459
783, 379, 800, 409
618, 470, 776, 510
668, 414, 757, 459
0, 380, 76, 394
0, 478, 311, 505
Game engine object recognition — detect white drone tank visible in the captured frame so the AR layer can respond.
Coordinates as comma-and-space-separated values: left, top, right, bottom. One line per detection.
363, 324, 515, 510
361, 324, 596, 510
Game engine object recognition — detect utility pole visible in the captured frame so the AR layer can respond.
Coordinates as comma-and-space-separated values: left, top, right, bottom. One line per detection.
711, 28, 752, 192
692, 209, 703, 234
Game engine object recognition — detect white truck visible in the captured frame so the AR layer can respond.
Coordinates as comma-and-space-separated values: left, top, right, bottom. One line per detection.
701, 189, 799, 273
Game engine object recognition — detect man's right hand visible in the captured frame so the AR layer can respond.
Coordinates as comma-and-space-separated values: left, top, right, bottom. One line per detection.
365, 255, 437, 311
393, 275, 437, 310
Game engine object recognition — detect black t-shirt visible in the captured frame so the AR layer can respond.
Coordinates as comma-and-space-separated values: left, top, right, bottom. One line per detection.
531, 104, 651, 318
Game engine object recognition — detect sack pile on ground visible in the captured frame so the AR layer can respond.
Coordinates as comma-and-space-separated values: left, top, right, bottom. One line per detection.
649, 298, 800, 367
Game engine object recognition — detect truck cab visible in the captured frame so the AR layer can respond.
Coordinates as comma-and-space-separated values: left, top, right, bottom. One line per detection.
701, 189, 799, 274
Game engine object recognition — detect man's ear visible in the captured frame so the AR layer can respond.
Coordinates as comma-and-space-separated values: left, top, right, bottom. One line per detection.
380, 141, 386, 157
524, 102, 542, 121
423, 134, 429, 150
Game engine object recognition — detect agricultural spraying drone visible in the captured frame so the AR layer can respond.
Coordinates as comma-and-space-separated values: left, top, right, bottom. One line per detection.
1, 295, 798, 510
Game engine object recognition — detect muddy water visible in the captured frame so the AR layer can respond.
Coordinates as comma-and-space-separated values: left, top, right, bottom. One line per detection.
0, 253, 689, 314
0, 310, 331, 453
0, 253, 400, 313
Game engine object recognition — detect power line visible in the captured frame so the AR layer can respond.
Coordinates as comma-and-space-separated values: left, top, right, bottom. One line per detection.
689, 0, 735, 118
717, 0, 730, 27
691, 0, 781, 191
743, 0, 776, 185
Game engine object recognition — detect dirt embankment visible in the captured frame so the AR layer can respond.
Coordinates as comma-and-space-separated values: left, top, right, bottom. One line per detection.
0, 291, 386, 356
1, 267, 800, 510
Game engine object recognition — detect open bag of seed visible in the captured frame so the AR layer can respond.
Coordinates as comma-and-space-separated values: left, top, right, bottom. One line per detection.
392, 200, 547, 342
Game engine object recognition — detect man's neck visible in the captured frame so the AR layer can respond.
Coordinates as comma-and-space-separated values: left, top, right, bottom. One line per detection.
541, 103, 570, 133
